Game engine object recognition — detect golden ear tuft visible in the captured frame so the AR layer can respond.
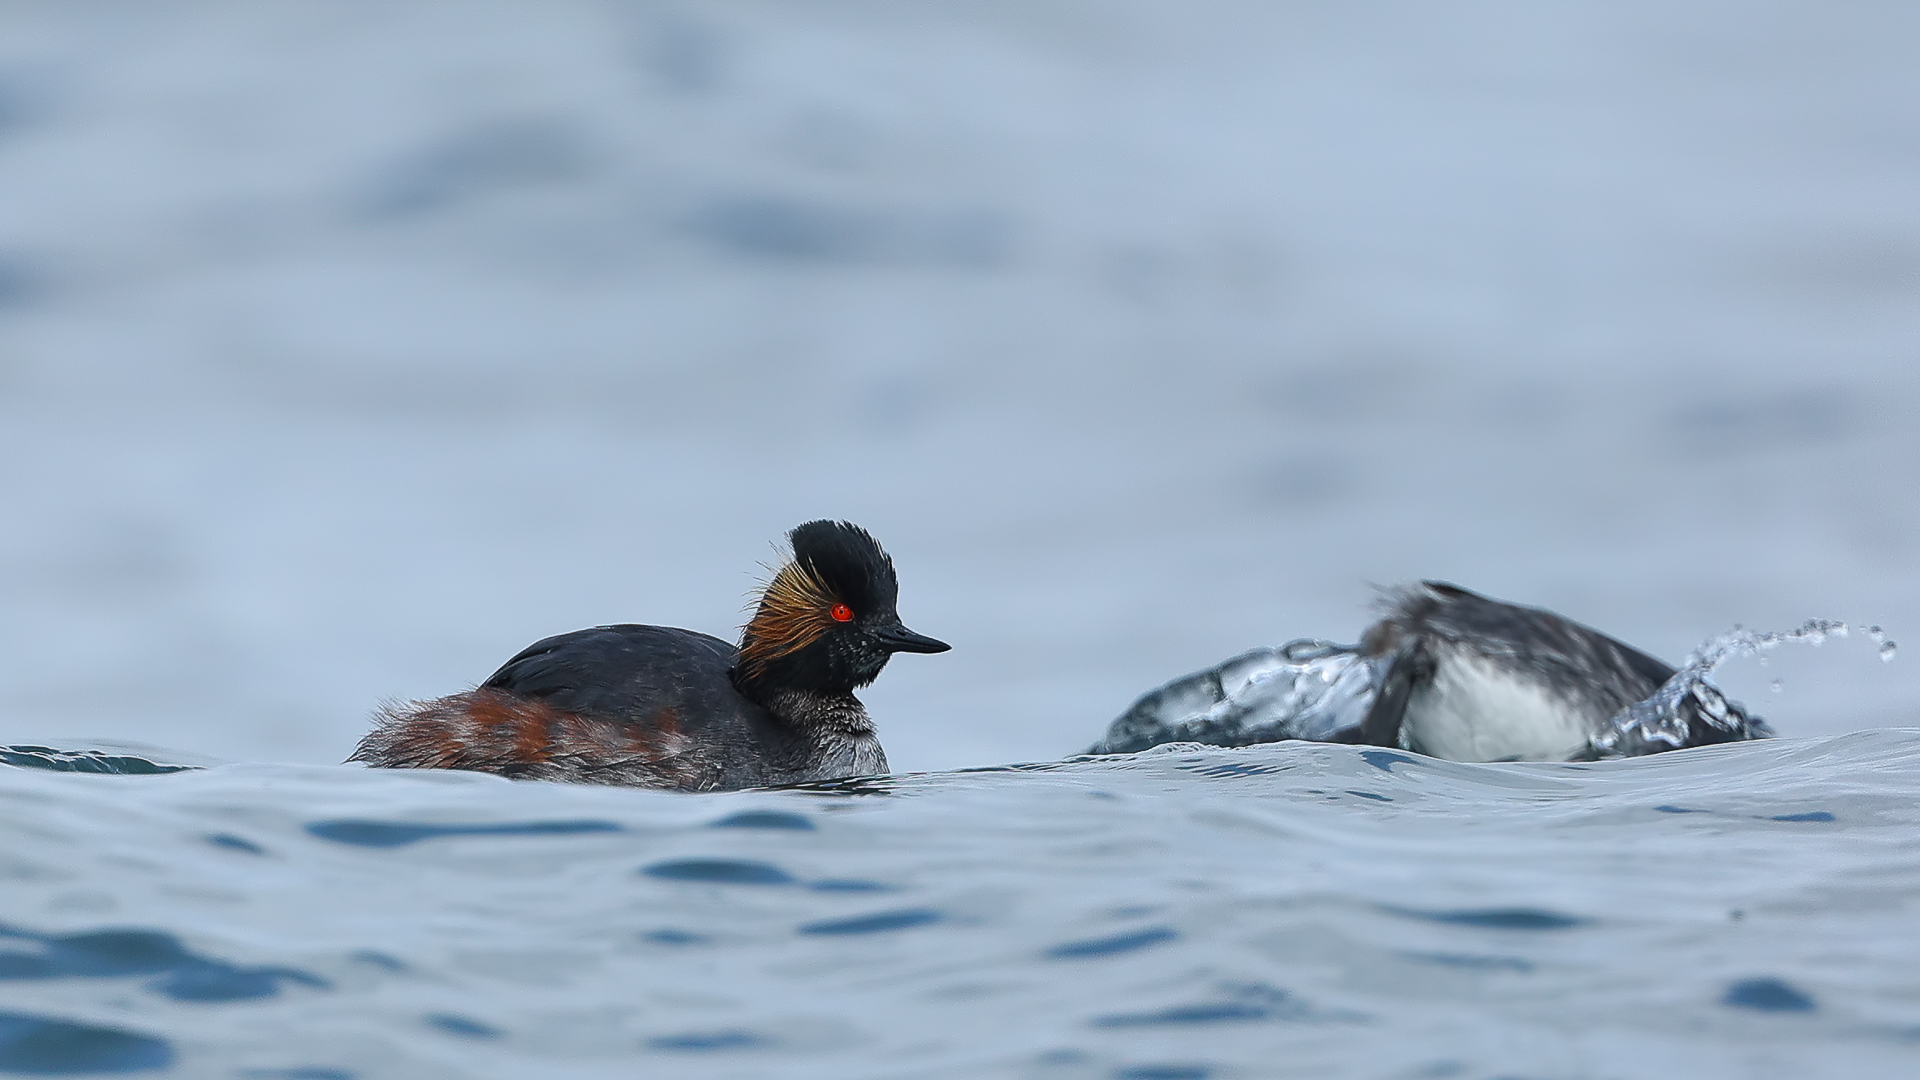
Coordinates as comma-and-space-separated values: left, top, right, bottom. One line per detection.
737, 559, 838, 680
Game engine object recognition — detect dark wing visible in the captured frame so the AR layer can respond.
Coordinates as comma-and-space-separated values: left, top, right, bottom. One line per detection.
482, 624, 740, 720
1411, 581, 1677, 692
1356, 582, 1678, 748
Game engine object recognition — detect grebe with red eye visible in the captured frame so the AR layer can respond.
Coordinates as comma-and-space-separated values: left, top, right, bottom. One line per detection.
349, 520, 949, 791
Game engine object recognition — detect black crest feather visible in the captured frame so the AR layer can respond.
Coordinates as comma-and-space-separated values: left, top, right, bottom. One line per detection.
788, 520, 898, 614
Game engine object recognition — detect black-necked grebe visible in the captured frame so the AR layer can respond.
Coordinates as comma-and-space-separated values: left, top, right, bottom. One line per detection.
349, 520, 949, 790
1091, 581, 1767, 761
1353, 582, 1758, 760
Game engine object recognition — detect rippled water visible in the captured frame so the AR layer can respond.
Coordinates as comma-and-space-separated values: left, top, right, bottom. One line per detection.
5, 733, 1918, 1078
1, 3, 1916, 1075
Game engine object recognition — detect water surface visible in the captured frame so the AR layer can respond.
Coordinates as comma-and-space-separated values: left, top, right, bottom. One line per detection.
4, 732, 1916, 1077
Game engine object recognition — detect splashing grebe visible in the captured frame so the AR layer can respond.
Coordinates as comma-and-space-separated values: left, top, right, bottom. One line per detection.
1354, 582, 1764, 760
350, 520, 949, 790
1092, 581, 1768, 761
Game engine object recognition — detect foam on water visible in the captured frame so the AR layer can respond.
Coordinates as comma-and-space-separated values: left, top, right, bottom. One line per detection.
4, 732, 1919, 1078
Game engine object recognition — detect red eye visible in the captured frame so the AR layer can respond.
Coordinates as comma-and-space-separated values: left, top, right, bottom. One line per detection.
830, 603, 854, 622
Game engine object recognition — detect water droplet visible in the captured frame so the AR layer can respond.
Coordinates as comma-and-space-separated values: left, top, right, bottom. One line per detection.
1863, 626, 1898, 662
1769, 679, 1782, 693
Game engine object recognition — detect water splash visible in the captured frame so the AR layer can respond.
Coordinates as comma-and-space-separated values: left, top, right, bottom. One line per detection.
1087, 641, 1374, 754
1865, 625, 1898, 662
1679, 619, 1849, 670
1588, 619, 1892, 759
1678, 618, 1899, 671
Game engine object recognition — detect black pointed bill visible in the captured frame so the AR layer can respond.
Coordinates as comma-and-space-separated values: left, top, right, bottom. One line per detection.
871, 621, 951, 654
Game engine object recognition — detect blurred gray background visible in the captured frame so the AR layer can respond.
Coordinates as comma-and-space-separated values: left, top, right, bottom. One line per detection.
0, 1, 1914, 771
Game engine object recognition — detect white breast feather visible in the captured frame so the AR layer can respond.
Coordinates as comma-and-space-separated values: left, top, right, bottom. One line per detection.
1402, 648, 1593, 762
